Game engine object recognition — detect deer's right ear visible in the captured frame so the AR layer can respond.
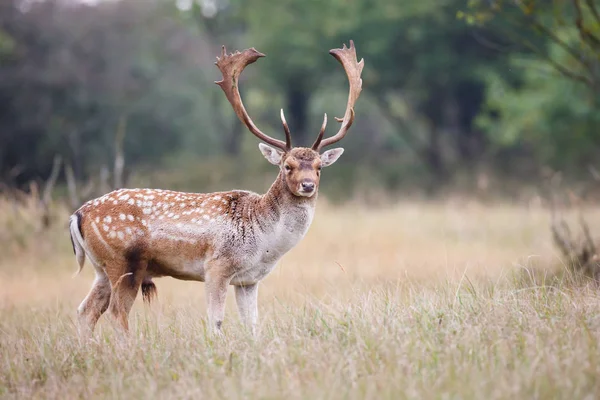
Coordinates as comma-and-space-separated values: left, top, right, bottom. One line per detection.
259, 143, 284, 165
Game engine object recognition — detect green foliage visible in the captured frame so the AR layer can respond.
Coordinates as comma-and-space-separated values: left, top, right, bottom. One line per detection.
0, 0, 597, 194
462, 0, 600, 89
0, 30, 14, 57
463, 0, 600, 174
478, 53, 600, 170
0, 0, 221, 186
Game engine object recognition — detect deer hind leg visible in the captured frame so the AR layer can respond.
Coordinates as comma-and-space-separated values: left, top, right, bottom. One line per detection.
107, 256, 147, 334
234, 283, 259, 334
77, 267, 111, 338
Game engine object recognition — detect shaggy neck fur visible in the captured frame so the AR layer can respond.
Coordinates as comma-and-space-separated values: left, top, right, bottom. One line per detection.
260, 170, 317, 214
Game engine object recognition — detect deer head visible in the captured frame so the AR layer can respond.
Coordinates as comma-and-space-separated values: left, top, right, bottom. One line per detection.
215, 41, 364, 198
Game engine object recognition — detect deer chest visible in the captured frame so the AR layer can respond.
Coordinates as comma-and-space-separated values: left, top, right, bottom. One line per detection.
231, 205, 315, 284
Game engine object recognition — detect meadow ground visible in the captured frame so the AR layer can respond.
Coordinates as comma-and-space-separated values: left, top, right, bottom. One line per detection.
1, 197, 600, 399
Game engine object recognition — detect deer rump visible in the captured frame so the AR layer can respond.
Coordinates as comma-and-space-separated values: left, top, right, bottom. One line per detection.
69, 211, 157, 303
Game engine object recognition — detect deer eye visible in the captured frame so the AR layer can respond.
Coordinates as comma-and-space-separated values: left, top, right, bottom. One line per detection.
284, 165, 292, 172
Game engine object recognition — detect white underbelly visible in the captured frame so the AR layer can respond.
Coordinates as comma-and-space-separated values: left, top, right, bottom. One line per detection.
148, 256, 207, 281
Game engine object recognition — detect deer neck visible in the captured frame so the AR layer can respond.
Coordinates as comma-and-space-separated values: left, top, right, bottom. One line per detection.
257, 171, 317, 228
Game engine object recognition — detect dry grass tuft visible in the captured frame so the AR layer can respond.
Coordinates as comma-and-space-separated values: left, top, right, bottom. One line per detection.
1, 195, 600, 399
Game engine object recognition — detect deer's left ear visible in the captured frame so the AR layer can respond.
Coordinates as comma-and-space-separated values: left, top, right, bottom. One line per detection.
320, 148, 344, 167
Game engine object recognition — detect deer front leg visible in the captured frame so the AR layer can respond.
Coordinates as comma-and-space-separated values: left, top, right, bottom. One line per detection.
235, 283, 259, 333
204, 266, 232, 335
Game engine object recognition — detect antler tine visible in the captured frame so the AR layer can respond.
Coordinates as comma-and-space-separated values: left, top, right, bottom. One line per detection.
314, 40, 364, 151
215, 45, 289, 151
279, 109, 292, 150
311, 114, 328, 150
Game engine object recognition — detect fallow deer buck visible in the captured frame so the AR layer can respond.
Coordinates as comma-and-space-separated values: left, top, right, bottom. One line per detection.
69, 41, 364, 336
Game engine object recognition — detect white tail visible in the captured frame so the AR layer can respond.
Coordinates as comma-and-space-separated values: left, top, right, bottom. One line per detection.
70, 41, 364, 337
69, 214, 86, 276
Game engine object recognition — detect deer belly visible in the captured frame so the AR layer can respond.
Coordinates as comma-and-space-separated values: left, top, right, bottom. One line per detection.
147, 256, 206, 282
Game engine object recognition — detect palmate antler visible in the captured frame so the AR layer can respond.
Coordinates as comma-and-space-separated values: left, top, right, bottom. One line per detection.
215, 41, 363, 152
215, 46, 291, 151
312, 40, 364, 151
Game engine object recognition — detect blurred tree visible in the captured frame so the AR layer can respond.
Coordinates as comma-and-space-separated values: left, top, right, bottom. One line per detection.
2, 0, 597, 196
183, 0, 247, 155
348, 0, 506, 184
477, 43, 600, 173
191, 0, 505, 186
463, 0, 600, 174
0, 0, 217, 188
462, 0, 600, 94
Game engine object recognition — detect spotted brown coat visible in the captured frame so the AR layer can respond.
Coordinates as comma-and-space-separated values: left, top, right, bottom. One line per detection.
70, 41, 364, 336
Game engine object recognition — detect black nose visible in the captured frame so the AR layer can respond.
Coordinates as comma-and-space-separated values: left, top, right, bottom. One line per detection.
302, 182, 315, 192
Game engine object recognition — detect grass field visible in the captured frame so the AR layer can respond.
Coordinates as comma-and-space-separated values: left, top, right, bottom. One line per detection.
1, 197, 600, 399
